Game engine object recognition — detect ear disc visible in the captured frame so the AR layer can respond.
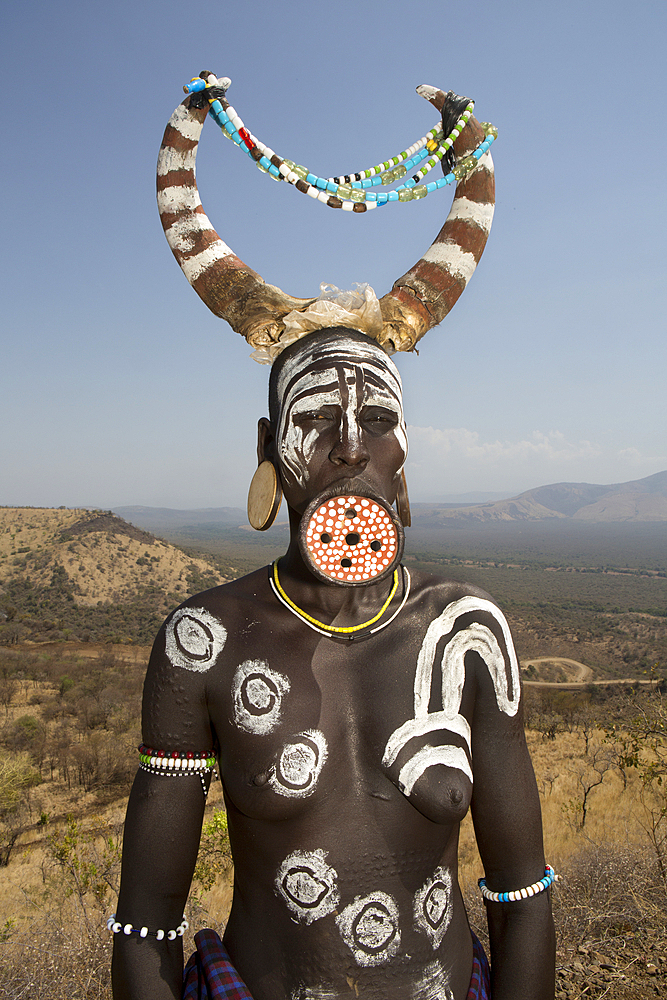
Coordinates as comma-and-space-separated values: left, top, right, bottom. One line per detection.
299, 491, 404, 586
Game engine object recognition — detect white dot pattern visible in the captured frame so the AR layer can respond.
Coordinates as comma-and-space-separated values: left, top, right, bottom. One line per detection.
305, 495, 398, 583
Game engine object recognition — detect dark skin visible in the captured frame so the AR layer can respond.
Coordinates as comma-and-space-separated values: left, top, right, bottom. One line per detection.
112, 353, 555, 1000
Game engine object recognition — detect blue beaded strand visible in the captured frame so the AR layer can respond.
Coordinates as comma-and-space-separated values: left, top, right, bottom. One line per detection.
193, 78, 494, 212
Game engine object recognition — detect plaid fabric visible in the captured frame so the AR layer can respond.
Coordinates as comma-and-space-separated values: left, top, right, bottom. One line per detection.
184, 927, 491, 1000
467, 931, 492, 1000
183, 929, 253, 1000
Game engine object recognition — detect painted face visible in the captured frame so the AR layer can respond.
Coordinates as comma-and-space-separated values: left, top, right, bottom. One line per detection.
274, 335, 408, 510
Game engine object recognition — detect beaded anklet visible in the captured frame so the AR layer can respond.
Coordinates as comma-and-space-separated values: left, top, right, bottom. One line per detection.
138, 745, 216, 797
183, 76, 496, 212
107, 913, 188, 941
478, 864, 558, 903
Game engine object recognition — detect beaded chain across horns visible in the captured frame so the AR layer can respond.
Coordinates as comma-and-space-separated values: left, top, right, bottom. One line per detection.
157, 74, 496, 358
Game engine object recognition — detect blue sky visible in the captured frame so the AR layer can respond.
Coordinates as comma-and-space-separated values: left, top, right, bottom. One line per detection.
2, 0, 665, 508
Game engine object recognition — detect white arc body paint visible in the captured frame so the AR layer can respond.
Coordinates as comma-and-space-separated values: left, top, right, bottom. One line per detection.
410, 959, 454, 1000
276, 336, 407, 488
413, 867, 453, 950
165, 607, 227, 672
335, 891, 401, 967
291, 988, 341, 1000
383, 596, 521, 790
269, 730, 328, 798
275, 849, 340, 925
231, 660, 290, 735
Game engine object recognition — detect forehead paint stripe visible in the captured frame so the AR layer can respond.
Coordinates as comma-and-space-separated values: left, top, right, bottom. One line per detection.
276, 338, 402, 406
280, 362, 402, 421
336, 364, 351, 411
361, 371, 403, 403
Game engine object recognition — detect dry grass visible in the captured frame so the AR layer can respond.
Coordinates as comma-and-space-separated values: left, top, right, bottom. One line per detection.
1, 713, 666, 997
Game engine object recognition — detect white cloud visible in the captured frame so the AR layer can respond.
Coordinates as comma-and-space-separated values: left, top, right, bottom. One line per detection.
405, 426, 666, 500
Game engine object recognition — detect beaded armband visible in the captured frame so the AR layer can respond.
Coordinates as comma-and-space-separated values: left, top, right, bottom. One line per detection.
138, 745, 216, 796
478, 864, 558, 903
107, 913, 188, 941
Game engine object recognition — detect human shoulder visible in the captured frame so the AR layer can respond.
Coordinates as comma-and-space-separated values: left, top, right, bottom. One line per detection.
405, 568, 519, 707
151, 565, 273, 676
406, 567, 502, 617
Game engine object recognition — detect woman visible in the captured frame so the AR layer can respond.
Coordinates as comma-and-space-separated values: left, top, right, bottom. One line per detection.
111, 76, 555, 1000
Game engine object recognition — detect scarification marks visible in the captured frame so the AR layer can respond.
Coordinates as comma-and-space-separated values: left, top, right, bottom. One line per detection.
336, 891, 401, 967
269, 730, 328, 797
413, 867, 453, 949
275, 849, 340, 924
231, 661, 290, 734
165, 607, 227, 672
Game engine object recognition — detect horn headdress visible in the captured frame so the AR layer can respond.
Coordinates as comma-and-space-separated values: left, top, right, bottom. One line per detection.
157, 78, 495, 358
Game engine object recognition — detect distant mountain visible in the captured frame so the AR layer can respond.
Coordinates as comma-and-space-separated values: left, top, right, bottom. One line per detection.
113, 505, 246, 532
411, 470, 667, 525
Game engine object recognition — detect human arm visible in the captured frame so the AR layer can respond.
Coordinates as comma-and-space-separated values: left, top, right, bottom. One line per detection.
111, 619, 216, 1000
469, 616, 555, 1000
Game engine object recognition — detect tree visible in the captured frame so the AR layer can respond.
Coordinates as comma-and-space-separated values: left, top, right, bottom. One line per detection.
0, 750, 40, 865
607, 677, 667, 886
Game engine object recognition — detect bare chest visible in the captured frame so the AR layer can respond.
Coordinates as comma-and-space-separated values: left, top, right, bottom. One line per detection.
207, 622, 474, 826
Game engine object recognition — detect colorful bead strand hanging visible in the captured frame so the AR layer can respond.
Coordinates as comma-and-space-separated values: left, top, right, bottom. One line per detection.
183, 76, 497, 212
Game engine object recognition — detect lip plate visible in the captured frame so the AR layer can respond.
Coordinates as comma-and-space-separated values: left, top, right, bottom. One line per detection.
298, 487, 404, 588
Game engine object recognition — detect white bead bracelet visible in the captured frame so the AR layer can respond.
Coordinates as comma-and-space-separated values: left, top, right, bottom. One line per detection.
478, 864, 558, 902
107, 913, 189, 940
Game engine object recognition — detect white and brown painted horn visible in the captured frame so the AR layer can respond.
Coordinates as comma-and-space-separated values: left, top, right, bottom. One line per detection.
157, 86, 494, 356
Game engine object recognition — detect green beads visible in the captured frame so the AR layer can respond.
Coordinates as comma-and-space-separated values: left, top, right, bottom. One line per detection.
453, 155, 478, 180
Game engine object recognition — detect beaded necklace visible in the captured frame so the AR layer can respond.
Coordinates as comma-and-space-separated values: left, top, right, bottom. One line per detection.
184, 76, 497, 212
270, 561, 411, 640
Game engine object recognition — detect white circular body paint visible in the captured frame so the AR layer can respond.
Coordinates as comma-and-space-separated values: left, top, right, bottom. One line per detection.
165, 607, 227, 672
275, 849, 340, 925
231, 660, 291, 735
269, 730, 328, 798
413, 867, 453, 949
335, 891, 401, 967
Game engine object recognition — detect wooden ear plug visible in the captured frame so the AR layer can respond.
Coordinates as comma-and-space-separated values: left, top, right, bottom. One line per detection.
247, 461, 282, 530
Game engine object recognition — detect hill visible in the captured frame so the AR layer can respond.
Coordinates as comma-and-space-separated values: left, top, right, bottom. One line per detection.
0, 508, 227, 644
411, 470, 667, 524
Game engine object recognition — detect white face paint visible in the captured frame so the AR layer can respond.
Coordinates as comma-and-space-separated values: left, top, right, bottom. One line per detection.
413, 867, 453, 950
335, 891, 401, 967
383, 596, 521, 791
165, 607, 227, 672
268, 730, 328, 798
275, 849, 340, 925
275, 335, 407, 488
231, 660, 290, 735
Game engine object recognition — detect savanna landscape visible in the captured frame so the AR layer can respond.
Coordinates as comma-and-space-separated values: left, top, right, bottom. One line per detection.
1, 495, 666, 999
